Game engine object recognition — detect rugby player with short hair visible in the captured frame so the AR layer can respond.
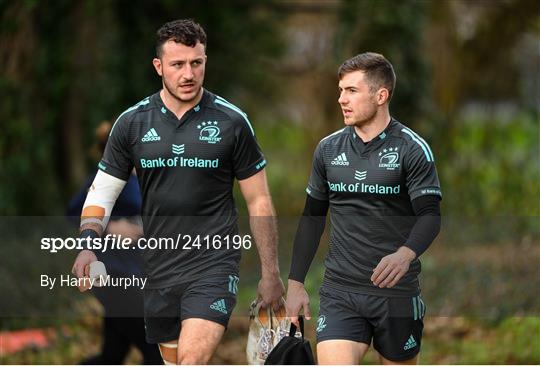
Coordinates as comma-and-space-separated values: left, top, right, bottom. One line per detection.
286, 52, 442, 364
71, 19, 285, 365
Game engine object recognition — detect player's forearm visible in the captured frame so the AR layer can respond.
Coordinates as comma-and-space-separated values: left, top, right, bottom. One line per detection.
403, 215, 441, 257
247, 196, 280, 277
404, 195, 441, 257
288, 195, 329, 283
288, 216, 326, 283
80, 170, 126, 236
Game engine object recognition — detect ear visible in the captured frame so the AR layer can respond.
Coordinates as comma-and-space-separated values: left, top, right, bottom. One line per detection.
152, 58, 163, 76
377, 88, 390, 105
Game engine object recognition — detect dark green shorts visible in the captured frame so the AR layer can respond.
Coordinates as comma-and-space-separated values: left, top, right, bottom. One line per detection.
143, 273, 239, 344
317, 285, 425, 362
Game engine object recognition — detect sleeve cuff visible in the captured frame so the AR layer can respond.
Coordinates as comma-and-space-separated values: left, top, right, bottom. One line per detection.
98, 160, 130, 181
236, 157, 267, 180
409, 187, 442, 201
306, 186, 328, 201
403, 243, 421, 258
288, 273, 306, 284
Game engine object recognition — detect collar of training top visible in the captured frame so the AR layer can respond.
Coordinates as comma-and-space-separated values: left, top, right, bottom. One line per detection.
349, 117, 399, 144
153, 88, 213, 126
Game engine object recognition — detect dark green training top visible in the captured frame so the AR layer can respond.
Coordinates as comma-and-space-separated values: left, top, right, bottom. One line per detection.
307, 119, 442, 296
99, 89, 266, 289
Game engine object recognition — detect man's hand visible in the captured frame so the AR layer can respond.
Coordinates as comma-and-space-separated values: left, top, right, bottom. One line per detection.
71, 249, 97, 292
371, 246, 416, 288
257, 273, 285, 312
285, 279, 311, 327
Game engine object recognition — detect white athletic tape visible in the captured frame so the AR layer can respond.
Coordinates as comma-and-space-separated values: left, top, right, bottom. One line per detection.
82, 170, 127, 230
89, 261, 107, 287
80, 218, 104, 227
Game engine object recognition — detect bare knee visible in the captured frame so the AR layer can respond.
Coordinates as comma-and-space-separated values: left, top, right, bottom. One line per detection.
317, 340, 369, 364
176, 318, 225, 364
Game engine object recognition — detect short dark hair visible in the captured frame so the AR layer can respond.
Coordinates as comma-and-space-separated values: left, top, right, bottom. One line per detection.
155, 19, 207, 57
338, 52, 396, 99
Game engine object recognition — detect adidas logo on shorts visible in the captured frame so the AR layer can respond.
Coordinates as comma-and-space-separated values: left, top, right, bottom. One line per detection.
403, 334, 417, 350
210, 299, 227, 314
141, 128, 161, 142
331, 152, 349, 166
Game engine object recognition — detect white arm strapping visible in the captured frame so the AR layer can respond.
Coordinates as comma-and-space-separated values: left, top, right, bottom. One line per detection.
80, 170, 127, 231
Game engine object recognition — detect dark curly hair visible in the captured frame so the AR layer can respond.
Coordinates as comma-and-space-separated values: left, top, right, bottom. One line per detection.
155, 19, 207, 57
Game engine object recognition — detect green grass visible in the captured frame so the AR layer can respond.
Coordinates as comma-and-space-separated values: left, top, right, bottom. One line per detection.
3, 315, 538, 364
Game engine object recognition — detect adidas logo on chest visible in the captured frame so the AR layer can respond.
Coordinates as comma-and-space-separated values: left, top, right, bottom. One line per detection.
331, 152, 349, 166
141, 128, 161, 142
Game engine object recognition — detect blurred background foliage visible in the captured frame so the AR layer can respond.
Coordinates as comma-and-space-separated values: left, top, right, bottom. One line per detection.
0, 0, 538, 220
1, 0, 539, 364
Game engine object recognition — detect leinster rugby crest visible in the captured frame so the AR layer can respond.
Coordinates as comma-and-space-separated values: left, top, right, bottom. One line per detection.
197, 121, 222, 144
378, 147, 400, 170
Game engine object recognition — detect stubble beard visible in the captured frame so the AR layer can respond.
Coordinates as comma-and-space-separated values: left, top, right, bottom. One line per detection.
344, 105, 378, 128
353, 108, 378, 128
349, 96, 379, 128
163, 77, 201, 104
